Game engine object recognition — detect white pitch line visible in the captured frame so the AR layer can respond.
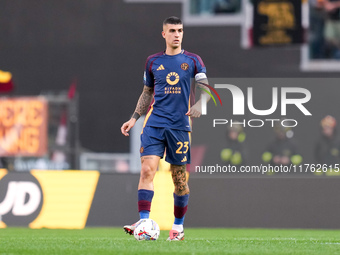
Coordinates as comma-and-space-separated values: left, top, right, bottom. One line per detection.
320, 243, 340, 245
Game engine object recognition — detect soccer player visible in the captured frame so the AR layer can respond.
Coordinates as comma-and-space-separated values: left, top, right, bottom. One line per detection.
121, 16, 209, 241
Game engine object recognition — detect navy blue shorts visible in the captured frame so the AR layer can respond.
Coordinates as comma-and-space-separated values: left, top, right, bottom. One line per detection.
140, 126, 191, 165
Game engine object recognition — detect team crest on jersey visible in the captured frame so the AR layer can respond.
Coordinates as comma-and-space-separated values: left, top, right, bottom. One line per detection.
181, 63, 189, 71
166, 72, 180, 85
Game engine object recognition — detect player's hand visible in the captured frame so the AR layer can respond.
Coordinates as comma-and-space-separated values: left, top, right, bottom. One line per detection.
121, 118, 137, 136
186, 103, 201, 118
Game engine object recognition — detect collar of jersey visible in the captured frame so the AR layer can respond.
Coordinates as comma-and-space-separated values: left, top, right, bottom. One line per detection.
163, 49, 184, 56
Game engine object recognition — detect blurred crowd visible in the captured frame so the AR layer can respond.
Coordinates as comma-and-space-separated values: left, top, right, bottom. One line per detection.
220, 116, 340, 175
310, 0, 340, 59
190, 0, 241, 15
192, 0, 340, 60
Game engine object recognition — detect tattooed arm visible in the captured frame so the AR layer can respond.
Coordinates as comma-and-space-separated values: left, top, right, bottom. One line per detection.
132, 85, 154, 121
121, 85, 154, 136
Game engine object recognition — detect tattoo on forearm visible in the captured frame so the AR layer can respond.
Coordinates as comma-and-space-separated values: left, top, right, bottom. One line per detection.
134, 86, 154, 116
171, 164, 189, 195
132, 112, 140, 120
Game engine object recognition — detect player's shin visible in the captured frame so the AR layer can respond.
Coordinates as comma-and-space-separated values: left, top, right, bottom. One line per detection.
138, 189, 154, 219
172, 193, 189, 232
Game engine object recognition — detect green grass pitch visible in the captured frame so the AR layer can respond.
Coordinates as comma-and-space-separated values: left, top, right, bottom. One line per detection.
1, 228, 340, 254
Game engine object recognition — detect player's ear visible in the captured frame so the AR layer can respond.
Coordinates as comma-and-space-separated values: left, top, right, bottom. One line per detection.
162, 30, 165, 38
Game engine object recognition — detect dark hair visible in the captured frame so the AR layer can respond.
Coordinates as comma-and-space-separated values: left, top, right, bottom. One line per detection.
163, 16, 182, 25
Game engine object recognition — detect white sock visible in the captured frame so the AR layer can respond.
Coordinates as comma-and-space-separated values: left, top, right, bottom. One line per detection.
172, 224, 183, 232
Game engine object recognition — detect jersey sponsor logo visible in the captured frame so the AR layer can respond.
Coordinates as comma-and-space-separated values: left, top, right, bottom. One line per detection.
157, 65, 165, 71
166, 72, 180, 85
181, 63, 189, 71
164, 87, 181, 94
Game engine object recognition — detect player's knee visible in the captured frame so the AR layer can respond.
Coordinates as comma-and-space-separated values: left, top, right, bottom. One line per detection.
140, 164, 155, 181
174, 179, 189, 194
174, 183, 190, 195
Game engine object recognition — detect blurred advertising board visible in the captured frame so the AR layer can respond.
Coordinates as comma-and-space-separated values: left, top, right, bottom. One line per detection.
252, 0, 303, 46
0, 97, 47, 157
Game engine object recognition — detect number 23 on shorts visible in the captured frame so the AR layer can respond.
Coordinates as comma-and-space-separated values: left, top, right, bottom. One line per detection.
176, 141, 189, 154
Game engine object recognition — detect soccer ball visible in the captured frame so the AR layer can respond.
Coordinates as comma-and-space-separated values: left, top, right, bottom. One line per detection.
134, 219, 160, 241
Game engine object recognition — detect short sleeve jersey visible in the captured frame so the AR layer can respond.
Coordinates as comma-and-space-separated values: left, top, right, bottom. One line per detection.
143, 50, 206, 131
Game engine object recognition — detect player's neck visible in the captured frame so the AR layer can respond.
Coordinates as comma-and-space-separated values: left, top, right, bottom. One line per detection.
165, 47, 182, 56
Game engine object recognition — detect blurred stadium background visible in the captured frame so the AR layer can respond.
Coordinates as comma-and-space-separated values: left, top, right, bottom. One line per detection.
1, 0, 340, 232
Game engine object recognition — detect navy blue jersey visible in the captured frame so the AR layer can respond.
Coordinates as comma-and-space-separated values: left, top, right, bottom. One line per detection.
143, 50, 206, 131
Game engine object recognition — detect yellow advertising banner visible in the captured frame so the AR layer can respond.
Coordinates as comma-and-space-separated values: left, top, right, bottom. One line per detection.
0, 170, 99, 229
29, 170, 100, 229
0, 97, 48, 156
